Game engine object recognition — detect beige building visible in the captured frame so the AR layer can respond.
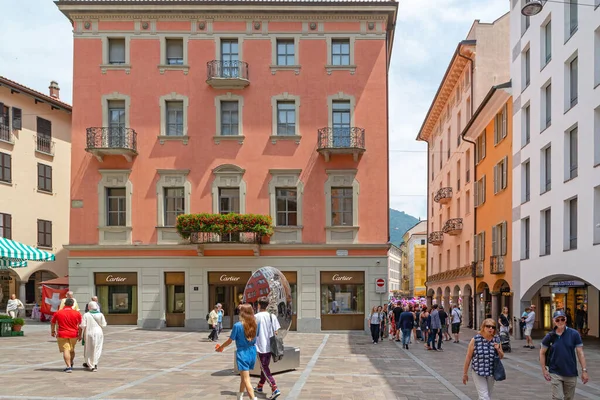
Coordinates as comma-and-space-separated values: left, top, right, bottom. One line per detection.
0, 77, 71, 309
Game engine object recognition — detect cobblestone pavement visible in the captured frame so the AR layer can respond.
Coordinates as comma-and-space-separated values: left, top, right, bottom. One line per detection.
2, 323, 600, 399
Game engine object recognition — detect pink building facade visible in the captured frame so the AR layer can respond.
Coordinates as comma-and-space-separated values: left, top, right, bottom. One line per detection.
57, 0, 397, 331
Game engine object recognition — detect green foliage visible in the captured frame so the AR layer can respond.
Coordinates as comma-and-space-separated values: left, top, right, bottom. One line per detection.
389, 209, 420, 246
0, 314, 12, 320
176, 213, 273, 239
12, 318, 25, 326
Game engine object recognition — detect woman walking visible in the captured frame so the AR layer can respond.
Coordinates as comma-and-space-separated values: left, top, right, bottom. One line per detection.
420, 307, 430, 349
216, 304, 260, 400
368, 306, 382, 344
80, 301, 107, 372
462, 318, 504, 399
380, 304, 389, 340
498, 307, 511, 334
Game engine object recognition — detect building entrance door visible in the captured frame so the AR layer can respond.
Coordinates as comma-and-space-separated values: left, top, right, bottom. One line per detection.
207, 272, 252, 330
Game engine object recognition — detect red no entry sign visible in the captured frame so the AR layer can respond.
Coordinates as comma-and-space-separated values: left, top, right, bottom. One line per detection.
376, 278, 385, 288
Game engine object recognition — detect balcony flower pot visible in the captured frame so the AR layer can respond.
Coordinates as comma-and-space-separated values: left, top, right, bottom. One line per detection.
12, 318, 25, 332
260, 235, 271, 244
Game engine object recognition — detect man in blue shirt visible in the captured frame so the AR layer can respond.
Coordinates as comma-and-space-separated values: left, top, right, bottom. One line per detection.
398, 307, 415, 350
540, 310, 589, 400
217, 303, 224, 333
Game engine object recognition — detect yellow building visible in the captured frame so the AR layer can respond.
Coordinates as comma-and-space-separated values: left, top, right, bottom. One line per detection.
414, 242, 427, 297
403, 221, 427, 297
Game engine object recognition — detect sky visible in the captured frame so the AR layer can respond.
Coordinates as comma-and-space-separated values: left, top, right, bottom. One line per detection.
0, 0, 509, 220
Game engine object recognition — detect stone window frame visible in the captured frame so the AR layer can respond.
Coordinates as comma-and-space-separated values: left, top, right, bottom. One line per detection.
270, 93, 301, 144
156, 169, 191, 244
102, 92, 131, 128
98, 169, 133, 245
214, 36, 245, 61
270, 36, 301, 75
211, 164, 247, 214
325, 36, 356, 75
214, 93, 245, 144
158, 93, 189, 145
268, 169, 304, 243
101, 36, 131, 74
158, 35, 190, 75
327, 92, 356, 128
324, 169, 359, 244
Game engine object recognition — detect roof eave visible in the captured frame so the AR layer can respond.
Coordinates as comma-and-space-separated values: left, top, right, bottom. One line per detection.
0, 77, 72, 113
460, 81, 512, 141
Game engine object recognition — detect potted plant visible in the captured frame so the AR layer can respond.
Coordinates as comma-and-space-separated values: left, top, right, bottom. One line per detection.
11, 318, 25, 332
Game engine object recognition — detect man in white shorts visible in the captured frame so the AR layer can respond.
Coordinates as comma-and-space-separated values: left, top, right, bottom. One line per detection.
524, 304, 536, 349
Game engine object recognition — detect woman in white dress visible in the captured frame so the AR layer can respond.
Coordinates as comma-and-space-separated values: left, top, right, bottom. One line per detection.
80, 301, 107, 371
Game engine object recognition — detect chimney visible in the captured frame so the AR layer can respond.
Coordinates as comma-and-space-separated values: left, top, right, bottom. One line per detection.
49, 81, 60, 99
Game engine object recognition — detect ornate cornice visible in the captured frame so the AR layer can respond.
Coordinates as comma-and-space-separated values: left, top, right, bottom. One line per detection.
69, 13, 389, 21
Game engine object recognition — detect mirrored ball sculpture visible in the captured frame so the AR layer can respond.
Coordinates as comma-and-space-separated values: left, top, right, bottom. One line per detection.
243, 266, 293, 339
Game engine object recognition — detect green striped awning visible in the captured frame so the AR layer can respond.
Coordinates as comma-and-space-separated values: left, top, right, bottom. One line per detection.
0, 237, 55, 262
0, 259, 28, 270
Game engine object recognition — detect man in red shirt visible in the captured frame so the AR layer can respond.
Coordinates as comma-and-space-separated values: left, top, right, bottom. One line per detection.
51, 298, 82, 373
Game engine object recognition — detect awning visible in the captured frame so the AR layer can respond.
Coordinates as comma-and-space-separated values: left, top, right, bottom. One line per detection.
40, 276, 68, 286
0, 237, 55, 262
0, 259, 28, 269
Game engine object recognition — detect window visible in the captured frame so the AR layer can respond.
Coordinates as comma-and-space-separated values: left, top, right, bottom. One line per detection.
595, 29, 600, 86
542, 146, 552, 193
457, 197, 461, 216
494, 104, 508, 145
524, 48, 531, 89
108, 38, 126, 64
474, 175, 486, 207
431, 154, 435, 181
11, 107, 21, 131
568, 197, 578, 250
439, 140, 443, 169
475, 131, 486, 164
494, 157, 508, 194
474, 232, 486, 263
164, 187, 185, 227
464, 69, 470, 88
446, 249, 450, 270
569, 0, 578, 36
522, 217, 530, 260
275, 188, 297, 226
438, 254, 442, 273
37, 163, 52, 193
107, 188, 127, 226
457, 112, 462, 146
0, 104, 7, 130
567, 127, 578, 180
220, 101, 239, 136
447, 128, 451, 159
466, 190, 470, 213
544, 21, 552, 65
569, 57, 578, 108
331, 39, 350, 66
166, 101, 183, 136
0, 213, 11, 239
466, 97, 471, 120
221, 39, 239, 77
542, 208, 551, 256
37, 219, 52, 248
466, 150, 471, 182
276, 39, 294, 66
491, 221, 507, 256
219, 188, 240, 214
457, 160, 461, 191
36, 117, 52, 154
544, 84, 552, 128
331, 187, 353, 226
332, 101, 351, 146
108, 100, 126, 144
456, 244, 461, 267
523, 105, 531, 146
166, 39, 184, 65
0, 152, 10, 183
523, 160, 531, 203
277, 101, 295, 136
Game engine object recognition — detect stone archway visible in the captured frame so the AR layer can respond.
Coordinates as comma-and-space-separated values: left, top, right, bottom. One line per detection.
0, 268, 20, 308
25, 270, 58, 305
427, 287, 436, 309
476, 281, 491, 329
436, 287, 443, 306
443, 286, 451, 308
462, 283, 473, 328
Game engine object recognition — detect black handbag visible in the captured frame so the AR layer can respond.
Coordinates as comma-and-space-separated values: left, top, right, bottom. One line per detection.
493, 355, 506, 381
269, 314, 284, 362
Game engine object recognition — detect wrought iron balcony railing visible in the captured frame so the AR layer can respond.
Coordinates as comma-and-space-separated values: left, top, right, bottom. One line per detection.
317, 127, 365, 162
442, 218, 463, 235
490, 255, 505, 274
0, 125, 13, 144
85, 127, 137, 162
35, 135, 55, 156
206, 60, 250, 88
428, 231, 444, 245
189, 232, 261, 244
434, 187, 453, 204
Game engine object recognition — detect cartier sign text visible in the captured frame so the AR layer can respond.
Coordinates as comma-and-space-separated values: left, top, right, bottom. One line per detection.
220, 275, 241, 282
105, 275, 127, 283
332, 274, 353, 281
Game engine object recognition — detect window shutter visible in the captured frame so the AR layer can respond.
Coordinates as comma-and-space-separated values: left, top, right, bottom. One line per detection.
502, 104, 508, 139
493, 164, 498, 194
493, 114, 498, 144
481, 131, 486, 159
481, 231, 485, 260
475, 140, 479, 163
501, 221, 507, 255
492, 225, 497, 257
474, 180, 479, 207
11, 108, 22, 130
502, 156, 508, 189
166, 39, 183, 59
474, 234, 479, 262
482, 175, 486, 204
0, 103, 4, 126
6, 214, 11, 240
109, 39, 126, 63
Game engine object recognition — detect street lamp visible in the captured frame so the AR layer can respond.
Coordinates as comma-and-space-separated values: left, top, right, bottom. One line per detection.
521, 0, 546, 16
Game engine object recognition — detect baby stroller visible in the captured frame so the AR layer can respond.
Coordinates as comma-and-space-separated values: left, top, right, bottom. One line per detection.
499, 331, 511, 352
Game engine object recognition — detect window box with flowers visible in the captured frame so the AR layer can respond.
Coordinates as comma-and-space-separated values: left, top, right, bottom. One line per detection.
176, 213, 274, 244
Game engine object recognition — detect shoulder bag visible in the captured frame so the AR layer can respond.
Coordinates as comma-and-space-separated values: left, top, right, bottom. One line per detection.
493, 340, 506, 381
269, 314, 284, 362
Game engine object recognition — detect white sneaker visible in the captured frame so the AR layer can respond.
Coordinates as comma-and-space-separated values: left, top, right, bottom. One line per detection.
237, 393, 244, 400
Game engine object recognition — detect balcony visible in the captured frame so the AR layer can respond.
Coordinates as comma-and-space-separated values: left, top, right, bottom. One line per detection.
35, 135, 55, 156
86, 127, 137, 162
0, 125, 13, 144
428, 231, 444, 246
206, 60, 249, 89
317, 127, 365, 162
442, 218, 463, 235
189, 232, 262, 244
434, 187, 453, 204
490, 255, 505, 274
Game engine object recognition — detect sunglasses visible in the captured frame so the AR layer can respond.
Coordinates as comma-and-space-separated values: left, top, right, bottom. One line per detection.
555, 317, 566, 322
485, 325, 496, 329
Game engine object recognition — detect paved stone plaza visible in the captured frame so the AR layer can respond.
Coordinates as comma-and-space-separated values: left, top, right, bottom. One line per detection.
2, 323, 600, 399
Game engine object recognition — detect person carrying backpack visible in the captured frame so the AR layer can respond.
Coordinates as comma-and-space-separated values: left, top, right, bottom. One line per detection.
540, 310, 589, 400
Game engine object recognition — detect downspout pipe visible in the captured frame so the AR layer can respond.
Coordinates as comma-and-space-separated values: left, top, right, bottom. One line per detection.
458, 48, 476, 329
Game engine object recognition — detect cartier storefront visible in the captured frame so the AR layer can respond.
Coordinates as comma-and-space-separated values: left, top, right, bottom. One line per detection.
95, 272, 138, 325
320, 271, 365, 330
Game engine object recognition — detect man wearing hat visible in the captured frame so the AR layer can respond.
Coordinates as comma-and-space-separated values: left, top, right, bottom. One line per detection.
539, 310, 589, 400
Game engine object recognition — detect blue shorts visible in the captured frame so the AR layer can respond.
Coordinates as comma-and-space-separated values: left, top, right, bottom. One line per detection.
236, 346, 257, 371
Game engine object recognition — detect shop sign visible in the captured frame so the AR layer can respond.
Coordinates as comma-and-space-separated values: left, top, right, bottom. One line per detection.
551, 287, 569, 294
220, 275, 241, 282
320, 271, 364, 285
208, 272, 252, 285
501, 292, 514, 297
95, 272, 137, 286
549, 280, 585, 287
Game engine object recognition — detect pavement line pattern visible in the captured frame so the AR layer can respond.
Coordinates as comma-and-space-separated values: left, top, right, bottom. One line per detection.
88, 344, 231, 399
394, 341, 471, 400
285, 334, 329, 400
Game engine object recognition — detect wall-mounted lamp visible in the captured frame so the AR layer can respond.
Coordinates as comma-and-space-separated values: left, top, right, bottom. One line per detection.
521, 0, 546, 16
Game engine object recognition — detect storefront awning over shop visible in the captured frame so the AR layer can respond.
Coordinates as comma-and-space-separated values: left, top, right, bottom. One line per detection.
40, 276, 69, 286
0, 237, 55, 270
0, 259, 28, 269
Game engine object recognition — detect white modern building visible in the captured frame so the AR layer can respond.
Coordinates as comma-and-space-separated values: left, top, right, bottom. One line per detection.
511, 0, 600, 336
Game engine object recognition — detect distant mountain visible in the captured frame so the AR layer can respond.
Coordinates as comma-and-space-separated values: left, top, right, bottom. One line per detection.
389, 209, 420, 246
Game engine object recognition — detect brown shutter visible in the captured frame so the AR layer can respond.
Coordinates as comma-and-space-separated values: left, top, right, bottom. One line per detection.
11, 108, 22, 130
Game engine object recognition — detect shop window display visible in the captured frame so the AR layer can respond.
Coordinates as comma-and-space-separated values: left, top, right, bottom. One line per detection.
321, 284, 364, 315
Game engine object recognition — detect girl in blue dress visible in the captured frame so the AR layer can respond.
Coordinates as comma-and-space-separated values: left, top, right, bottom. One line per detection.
216, 304, 260, 400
